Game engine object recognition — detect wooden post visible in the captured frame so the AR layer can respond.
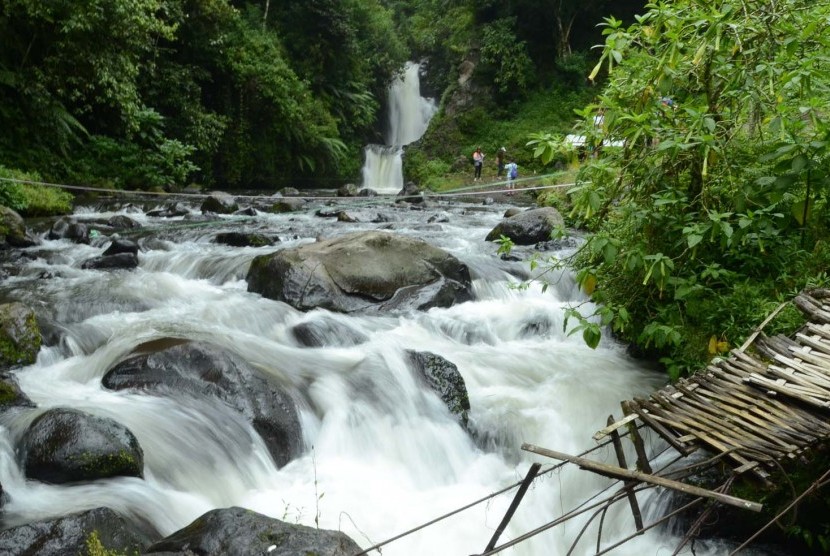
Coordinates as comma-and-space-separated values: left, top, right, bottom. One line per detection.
521, 443, 762, 512
483, 463, 541, 552
621, 401, 654, 473
608, 415, 644, 531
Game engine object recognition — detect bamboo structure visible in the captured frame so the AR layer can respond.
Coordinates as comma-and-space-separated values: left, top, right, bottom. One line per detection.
595, 289, 830, 482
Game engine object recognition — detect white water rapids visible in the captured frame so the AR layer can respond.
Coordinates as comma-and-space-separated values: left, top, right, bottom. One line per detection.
0, 196, 764, 555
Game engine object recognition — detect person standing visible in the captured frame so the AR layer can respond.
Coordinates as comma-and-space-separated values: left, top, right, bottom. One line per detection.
505, 160, 518, 194
496, 147, 506, 177
472, 147, 484, 181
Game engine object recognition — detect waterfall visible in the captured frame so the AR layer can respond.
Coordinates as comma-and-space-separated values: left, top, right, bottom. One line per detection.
0, 197, 773, 555
361, 62, 437, 194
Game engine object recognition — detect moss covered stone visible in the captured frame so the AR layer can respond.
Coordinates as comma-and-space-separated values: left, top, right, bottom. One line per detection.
0, 302, 42, 369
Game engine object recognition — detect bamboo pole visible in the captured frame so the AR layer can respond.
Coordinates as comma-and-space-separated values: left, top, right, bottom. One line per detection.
521, 444, 763, 512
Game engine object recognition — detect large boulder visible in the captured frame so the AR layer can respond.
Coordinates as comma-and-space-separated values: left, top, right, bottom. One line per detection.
407, 350, 470, 427
485, 207, 565, 245
48, 217, 90, 244
20, 407, 144, 484
246, 231, 473, 314
201, 191, 239, 214
0, 507, 153, 556
81, 252, 139, 270
0, 206, 38, 248
102, 341, 301, 468
0, 301, 42, 369
146, 506, 362, 556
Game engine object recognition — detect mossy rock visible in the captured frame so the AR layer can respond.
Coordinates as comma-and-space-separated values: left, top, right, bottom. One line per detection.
0, 302, 42, 370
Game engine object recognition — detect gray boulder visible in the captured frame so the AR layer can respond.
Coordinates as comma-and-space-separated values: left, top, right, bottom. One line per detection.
201, 191, 239, 214
291, 317, 368, 348
0, 373, 35, 409
407, 350, 470, 427
337, 183, 359, 197
485, 206, 565, 245
214, 232, 275, 247
0, 301, 42, 369
48, 217, 89, 244
103, 239, 139, 256
0, 507, 152, 556
21, 407, 144, 484
81, 252, 139, 270
146, 506, 361, 556
106, 214, 142, 230
102, 341, 301, 468
0, 206, 39, 248
267, 197, 307, 213
246, 231, 473, 314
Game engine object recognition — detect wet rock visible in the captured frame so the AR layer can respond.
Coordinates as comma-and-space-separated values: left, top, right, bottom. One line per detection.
81, 252, 139, 270
0, 373, 35, 409
21, 407, 144, 484
48, 218, 89, 244
337, 211, 359, 223
146, 202, 190, 218
103, 239, 139, 256
200, 191, 239, 214
106, 214, 142, 230
0, 507, 153, 556
277, 187, 300, 197
0, 301, 42, 369
0, 206, 39, 248
214, 232, 275, 248
233, 206, 258, 217
337, 183, 359, 197
397, 181, 425, 204
267, 198, 307, 213
485, 206, 565, 245
246, 230, 473, 314
146, 506, 361, 556
406, 350, 470, 427
102, 341, 301, 468
291, 317, 368, 347
358, 188, 378, 197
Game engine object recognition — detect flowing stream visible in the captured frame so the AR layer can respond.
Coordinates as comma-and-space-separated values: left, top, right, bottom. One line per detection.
361, 62, 437, 194
0, 194, 762, 555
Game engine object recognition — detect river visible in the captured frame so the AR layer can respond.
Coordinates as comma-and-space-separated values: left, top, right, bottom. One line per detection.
0, 191, 763, 555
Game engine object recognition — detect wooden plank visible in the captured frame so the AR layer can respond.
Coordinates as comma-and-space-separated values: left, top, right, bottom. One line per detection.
766, 364, 830, 397
746, 375, 830, 409
608, 415, 644, 532
483, 463, 541, 552
621, 401, 654, 473
795, 333, 830, 357
630, 398, 694, 456
641, 404, 768, 472
593, 412, 639, 441
706, 372, 828, 435
692, 386, 810, 446
676, 385, 798, 452
653, 392, 785, 458
521, 444, 763, 512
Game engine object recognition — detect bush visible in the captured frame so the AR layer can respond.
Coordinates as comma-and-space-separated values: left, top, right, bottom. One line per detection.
0, 166, 73, 216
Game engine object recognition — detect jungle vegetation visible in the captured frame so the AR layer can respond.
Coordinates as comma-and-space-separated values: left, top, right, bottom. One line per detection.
4, 0, 830, 550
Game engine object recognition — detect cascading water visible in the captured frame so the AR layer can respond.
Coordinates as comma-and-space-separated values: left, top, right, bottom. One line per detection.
0, 196, 771, 555
361, 62, 437, 194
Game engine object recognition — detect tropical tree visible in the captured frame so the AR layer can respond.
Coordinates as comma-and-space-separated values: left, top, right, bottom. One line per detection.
550, 0, 830, 377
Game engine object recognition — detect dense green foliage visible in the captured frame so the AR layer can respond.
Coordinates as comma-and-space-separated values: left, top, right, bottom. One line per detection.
0, 0, 642, 192
529, 0, 830, 378
0, 167, 72, 216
